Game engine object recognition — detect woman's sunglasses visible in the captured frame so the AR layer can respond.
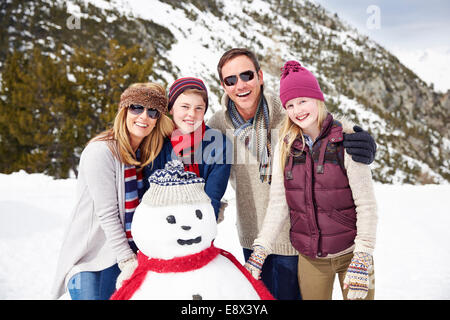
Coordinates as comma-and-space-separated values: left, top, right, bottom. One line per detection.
128, 105, 161, 119
223, 70, 255, 86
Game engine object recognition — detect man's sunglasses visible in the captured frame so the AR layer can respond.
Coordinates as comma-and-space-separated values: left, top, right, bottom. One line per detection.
128, 105, 161, 119
223, 70, 255, 86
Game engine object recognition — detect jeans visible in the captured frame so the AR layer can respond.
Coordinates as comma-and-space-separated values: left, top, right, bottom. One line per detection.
243, 248, 302, 300
67, 264, 121, 300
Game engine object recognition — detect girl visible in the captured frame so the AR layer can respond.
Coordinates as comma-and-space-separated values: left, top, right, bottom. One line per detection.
244, 61, 378, 300
51, 83, 174, 299
150, 77, 231, 221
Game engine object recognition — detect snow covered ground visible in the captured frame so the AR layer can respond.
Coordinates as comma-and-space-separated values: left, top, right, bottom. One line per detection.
0, 170, 449, 300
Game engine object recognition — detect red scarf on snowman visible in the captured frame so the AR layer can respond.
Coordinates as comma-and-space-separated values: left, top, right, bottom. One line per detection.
110, 244, 274, 300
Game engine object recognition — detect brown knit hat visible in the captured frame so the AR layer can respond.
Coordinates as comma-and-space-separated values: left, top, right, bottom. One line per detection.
119, 86, 168, 114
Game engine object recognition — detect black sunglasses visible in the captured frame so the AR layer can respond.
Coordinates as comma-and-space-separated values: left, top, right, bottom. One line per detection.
223, 70, 255, 86
128, 105, 161, 119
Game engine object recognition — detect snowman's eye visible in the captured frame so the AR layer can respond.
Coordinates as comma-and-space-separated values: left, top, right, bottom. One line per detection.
195, 209, 203, 220
166, 215, 176, 224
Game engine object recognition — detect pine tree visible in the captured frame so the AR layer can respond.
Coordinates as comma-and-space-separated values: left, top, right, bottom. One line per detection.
0, 40, 155, 178
68, 39, 154, 136
0, 46, 77, 176
66, 39, 154, 175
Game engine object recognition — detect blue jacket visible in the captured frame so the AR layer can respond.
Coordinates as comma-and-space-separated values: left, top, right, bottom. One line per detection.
147, 125, 232, 219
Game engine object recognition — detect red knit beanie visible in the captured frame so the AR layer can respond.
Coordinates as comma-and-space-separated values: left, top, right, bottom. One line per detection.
168, 77, 208, 112
279, 60, 324, 108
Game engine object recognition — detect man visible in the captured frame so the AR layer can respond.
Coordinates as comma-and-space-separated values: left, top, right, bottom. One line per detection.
207, 48, 376, 300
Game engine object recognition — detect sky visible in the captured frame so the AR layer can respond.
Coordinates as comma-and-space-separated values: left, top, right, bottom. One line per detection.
313, 0, 450, 92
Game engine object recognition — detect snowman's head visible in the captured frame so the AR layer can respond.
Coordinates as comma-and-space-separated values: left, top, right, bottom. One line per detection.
130, 160, 217, 259
131, 201, 217, 259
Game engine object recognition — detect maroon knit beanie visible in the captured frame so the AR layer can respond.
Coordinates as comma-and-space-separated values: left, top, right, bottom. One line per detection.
279, 60, 324, 108
168, 77, 208, 112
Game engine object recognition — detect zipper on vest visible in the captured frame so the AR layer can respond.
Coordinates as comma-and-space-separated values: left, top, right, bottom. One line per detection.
313, 140, 326, 256
311, 170, 323, 257
306, 150, 321, 257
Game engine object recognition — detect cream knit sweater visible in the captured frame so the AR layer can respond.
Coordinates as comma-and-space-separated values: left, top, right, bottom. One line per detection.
208, 91, 298, 255
254, 119, 378, 258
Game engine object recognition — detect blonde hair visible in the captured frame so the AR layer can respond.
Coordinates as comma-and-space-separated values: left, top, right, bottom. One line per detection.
90, 83, 174, 169
279, 100, 328, 171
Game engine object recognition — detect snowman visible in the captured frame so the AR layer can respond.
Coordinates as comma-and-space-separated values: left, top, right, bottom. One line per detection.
111, 160, 273, 300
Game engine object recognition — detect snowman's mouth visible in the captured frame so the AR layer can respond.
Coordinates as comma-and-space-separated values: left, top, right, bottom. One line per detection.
177, 236, 202, 246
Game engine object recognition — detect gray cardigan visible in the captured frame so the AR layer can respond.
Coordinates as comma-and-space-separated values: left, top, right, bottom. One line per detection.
51, 140, 135, 299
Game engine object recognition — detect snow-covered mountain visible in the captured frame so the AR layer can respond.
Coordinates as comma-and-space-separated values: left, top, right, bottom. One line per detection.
1, 0, 449, 184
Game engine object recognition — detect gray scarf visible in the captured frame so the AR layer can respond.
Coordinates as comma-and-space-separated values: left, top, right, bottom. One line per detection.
228, 94, 272, 184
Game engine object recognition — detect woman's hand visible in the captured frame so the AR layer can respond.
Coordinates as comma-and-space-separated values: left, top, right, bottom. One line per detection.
343, 252, 374, 299
244, 245, 269, 280
116, 255, 138, 289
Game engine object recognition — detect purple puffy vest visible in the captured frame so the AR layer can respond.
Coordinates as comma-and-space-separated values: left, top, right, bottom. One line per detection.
284, 113, 357, 258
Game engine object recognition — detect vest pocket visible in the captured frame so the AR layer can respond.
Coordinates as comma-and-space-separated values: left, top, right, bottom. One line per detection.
326, 209, 357, 230
289, 209, 311, 235
289, 210, 312, 256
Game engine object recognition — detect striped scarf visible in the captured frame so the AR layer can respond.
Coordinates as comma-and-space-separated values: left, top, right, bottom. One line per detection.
124, 150, 144, 253
228, 95, 272, 183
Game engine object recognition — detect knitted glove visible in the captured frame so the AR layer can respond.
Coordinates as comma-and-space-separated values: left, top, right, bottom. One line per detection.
116, 255, 138, 289
343, 126, 377, 165
244, 245, 269, 280
343, 252, 374, 300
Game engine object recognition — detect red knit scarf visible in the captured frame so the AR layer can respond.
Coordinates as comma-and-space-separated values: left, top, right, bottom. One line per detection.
170, 122, 206, 176
110, 244, 274, 300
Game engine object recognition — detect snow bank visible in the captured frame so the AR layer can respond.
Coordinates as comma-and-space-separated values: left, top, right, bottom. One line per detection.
1, 171, 449, 299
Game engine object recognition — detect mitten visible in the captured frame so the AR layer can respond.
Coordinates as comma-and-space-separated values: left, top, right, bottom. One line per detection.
343, 126, 377, 165
116, 255, 138, 289
244, 245, 269, 280
343, 252, 374, 299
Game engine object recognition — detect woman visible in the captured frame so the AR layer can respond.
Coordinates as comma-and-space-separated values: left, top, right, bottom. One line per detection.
51, 83, 174, 299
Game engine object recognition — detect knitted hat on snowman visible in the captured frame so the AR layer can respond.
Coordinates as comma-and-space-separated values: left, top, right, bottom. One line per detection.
142, 160, 210, 207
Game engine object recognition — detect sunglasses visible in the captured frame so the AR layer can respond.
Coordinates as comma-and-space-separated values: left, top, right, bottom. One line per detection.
223, 70, 255, 86
128, 105, 161, 119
